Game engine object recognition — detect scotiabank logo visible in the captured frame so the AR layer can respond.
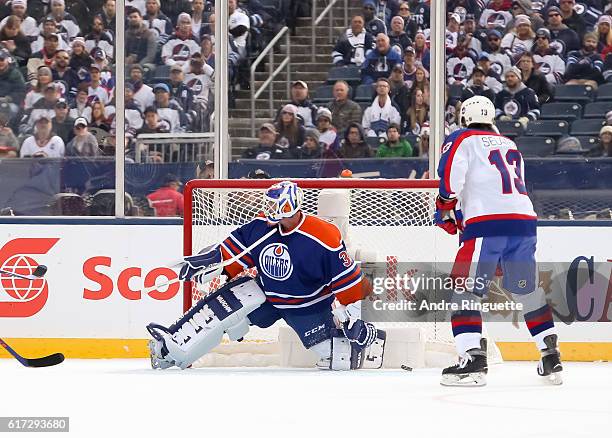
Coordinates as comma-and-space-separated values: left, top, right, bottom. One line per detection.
0, 238, 59, 317
83, 257, 179, 300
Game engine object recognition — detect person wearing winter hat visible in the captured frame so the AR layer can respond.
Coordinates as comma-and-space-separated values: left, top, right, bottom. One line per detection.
596, 15, 612, 54
496, 65, 540, 126
276, 80, 318, 128
275, 103, 305, 149
295, 128, 323, 159
242, 123, 288, 160
589, 126, 612, 157
506, 0, 544, 32
501, 14, 535, 58
316, 107, 339, 154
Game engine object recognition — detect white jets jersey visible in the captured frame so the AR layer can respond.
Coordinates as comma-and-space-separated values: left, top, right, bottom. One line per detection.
438, 128, 537, 240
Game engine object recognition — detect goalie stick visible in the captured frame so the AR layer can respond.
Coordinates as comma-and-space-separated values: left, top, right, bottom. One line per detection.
0, 338, 64, 368
143, 227, 278, 294
0, 264, 47, 281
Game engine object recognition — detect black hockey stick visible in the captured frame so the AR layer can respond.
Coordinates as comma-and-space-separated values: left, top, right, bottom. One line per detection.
0, 264, 47, 281
0, 338, 64, 368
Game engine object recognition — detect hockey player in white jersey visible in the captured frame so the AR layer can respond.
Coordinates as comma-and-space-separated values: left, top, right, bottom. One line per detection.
435, 96, 563, 386
146, 181, 385, 370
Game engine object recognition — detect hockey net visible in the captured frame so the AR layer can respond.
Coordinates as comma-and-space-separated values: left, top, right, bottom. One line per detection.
184, 179, 502, 367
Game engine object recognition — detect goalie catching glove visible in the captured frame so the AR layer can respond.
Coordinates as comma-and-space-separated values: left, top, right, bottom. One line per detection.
434, 195, 464, 235
178, 244, 223, 284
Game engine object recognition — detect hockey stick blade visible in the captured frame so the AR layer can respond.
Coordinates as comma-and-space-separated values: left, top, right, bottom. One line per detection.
0, 338, 64, 368
0, 264, 48, 281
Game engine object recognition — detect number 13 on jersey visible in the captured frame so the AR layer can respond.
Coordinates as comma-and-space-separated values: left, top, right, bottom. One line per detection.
488, 149, 528, 195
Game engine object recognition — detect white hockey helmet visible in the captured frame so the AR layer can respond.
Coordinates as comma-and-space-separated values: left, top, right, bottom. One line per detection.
263, 180, 304, 223
459, 96, 496, 128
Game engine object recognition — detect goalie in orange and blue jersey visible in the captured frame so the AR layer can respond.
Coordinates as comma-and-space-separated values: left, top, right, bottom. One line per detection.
146, 181, 385, 370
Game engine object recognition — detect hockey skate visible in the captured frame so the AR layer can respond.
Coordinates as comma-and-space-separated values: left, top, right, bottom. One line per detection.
440, 338, 489, 387
537, 334, 563, 385
146, 324, 175, 370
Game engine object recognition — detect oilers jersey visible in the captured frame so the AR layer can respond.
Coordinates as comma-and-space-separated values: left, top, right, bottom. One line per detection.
219, 214, 364, 311
438, 128, 537, 240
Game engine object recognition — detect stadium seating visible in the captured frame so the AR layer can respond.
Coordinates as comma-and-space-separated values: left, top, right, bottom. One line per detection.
583, 103, 611, 119
524, 120, 569, 138
573, 136, 600, 153
312, 85, 334, 105
540, 103, 583, 122
552, 85, 595, 104
496, 120, 525, 138
353, 84, 375, 103
596, 84, 612, 101
326, 65, 361, 85
515, 136, 556, 157
571, 119, 606, 136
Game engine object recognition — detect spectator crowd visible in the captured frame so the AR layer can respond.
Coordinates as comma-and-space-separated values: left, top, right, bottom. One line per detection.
0, 0, 298, 160
243, 0, 612, 161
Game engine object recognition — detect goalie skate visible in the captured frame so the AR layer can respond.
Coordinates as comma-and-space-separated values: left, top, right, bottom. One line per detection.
440, 339, 489, 387
147, 325, 175, 370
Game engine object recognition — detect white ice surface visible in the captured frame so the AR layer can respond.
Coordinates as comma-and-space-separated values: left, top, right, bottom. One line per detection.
1, 359, 610, 438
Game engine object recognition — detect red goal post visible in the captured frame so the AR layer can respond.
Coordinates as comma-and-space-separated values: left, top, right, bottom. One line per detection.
183, 178, 439, 312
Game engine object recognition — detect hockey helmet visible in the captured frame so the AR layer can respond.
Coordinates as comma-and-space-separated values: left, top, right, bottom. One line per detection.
263, 180, 303, 224
459, 96, 496, 128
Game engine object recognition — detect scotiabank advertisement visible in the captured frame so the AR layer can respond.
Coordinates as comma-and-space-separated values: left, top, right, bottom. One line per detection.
0, 224, 611, 345
0, 225, 183, 339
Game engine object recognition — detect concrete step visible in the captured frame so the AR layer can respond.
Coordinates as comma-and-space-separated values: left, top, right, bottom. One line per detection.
254, 62, 332, 75
234, 89, 290, 100
278, 44, 334, 54
289, 34, 343, 46
234, 98, 288, 110
272, 53, 331, 64
230, 108, 277, 119
229, 117, 273, 127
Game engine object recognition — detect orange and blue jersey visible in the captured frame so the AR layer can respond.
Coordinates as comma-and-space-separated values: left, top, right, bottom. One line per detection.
219, 213, 365, 311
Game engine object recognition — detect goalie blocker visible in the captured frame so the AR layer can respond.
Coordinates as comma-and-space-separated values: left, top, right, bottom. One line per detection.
147, 276, 386, 370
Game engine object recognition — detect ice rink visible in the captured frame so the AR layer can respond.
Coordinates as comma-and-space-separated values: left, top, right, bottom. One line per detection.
1, 359, 610, 437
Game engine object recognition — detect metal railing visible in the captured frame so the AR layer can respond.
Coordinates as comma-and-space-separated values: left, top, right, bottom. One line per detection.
250, 26, 291, 137
134, 133, 215, 163
312, 0, 348, 58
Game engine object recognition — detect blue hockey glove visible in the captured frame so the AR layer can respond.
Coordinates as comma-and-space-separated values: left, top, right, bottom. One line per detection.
178, 244, 222, 281
332, 303, 378, 349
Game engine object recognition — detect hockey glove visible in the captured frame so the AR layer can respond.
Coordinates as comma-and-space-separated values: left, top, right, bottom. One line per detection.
332, 303, 378, 349
434, 195, 463, 235
178, 244, 223, 282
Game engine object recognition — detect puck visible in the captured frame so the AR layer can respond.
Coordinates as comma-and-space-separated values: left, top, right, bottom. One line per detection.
401, 365, 413, 371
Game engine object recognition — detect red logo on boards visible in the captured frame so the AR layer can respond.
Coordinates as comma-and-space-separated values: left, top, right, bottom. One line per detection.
0, 238, 59, 317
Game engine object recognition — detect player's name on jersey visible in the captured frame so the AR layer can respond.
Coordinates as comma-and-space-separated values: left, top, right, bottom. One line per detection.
371, 299, 524, 313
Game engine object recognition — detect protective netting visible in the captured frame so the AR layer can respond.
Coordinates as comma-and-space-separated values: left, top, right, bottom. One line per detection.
184, 180, 503, 366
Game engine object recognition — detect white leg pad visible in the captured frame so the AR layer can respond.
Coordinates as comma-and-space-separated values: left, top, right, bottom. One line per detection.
164, 277, 266, 369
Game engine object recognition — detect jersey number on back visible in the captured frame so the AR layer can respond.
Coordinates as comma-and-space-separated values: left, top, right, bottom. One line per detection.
488, 149, 528, 195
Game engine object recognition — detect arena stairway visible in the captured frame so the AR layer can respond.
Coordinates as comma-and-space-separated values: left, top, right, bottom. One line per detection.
229, 0, 363, 158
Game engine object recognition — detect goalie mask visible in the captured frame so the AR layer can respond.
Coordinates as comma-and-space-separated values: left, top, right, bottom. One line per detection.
264, 181, 303, 224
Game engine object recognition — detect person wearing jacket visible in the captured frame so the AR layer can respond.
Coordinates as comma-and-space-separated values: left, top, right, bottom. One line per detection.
125, 7, 157, 69
519, 52, 553, 104
327, 80, 362, 134
332, 15, 375, 66
362, 78, 401, 137
361, 33, 402, 85
532, 28, 565, 84
0, 48, 26, 118
564, 32, 605, 87
495, 66, 540, 126
242, 123, 289, 160
276, 80, 318, 128
294, 128, 323, 159
339, 122, 373, 158
377, 123, 413, 157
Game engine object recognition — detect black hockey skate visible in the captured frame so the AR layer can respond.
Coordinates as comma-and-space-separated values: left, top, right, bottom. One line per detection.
441, 338, 488, 387
537, 334, 563, 385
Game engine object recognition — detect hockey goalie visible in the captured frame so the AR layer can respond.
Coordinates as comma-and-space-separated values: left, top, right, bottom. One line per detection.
147, 181, 386, 370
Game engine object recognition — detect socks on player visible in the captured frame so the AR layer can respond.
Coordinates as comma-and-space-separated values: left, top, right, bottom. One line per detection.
451, 310, 483, 355
523, 304, 556, 350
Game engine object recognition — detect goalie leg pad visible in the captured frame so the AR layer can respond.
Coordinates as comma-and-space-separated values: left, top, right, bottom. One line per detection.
328, 328, 386, 370
148, 277, 266, 369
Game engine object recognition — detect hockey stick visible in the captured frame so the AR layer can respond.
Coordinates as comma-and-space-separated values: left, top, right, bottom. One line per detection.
0, 265, 47, 281
0, 338, 64, 368
143, 227, 278, 294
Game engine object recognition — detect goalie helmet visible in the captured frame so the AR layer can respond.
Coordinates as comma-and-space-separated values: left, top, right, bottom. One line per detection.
459, 96, 496, 128
264, 180, 303, 224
